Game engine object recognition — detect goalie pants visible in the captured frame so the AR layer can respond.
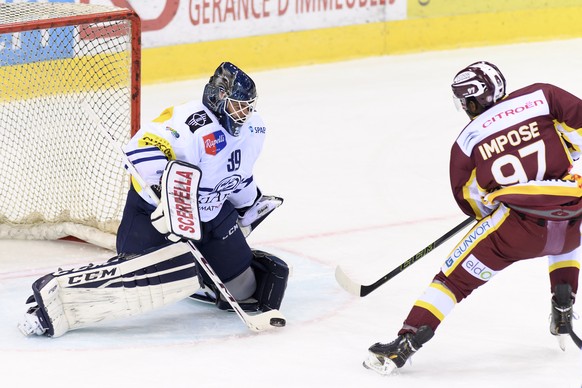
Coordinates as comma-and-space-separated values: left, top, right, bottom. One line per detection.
116, 187, 253, 284
400, 203, 581, 335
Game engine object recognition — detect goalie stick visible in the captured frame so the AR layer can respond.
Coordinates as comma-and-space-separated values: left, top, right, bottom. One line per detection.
82, 101, 286, 332
335, 216, 475, 297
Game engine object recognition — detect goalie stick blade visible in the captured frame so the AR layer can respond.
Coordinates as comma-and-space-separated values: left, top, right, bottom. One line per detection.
245, 309, 286, 332
334, 266, 364, 297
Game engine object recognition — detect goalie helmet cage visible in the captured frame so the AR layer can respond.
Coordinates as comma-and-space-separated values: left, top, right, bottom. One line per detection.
0, 3, 141, 251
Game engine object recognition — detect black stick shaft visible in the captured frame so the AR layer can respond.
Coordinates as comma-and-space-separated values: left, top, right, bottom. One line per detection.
359, 216, 475, 296
567, 321, 582, 349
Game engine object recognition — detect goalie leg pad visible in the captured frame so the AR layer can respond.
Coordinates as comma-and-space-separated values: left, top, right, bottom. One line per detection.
21, 243, 200, 337
251, 250, 289, 311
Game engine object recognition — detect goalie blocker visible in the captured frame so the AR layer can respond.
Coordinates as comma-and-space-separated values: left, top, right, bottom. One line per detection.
151, 160, 202, 242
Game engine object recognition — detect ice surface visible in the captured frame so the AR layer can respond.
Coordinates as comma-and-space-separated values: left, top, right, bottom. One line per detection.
2, 39, 582, 388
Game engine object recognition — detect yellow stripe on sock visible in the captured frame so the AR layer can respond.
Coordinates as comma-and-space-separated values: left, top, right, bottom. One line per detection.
549, 260, 581, 272
414, 300, 445, 322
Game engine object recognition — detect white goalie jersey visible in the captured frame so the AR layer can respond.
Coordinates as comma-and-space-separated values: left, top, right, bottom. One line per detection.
124, 100, 267, 222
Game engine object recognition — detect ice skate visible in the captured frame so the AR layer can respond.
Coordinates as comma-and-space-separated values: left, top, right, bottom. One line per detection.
550, 284, 574, 351
17, 306, 47, 336
189, 285, 218, 305
363, 325, 434, 376
189, 283, 260, 312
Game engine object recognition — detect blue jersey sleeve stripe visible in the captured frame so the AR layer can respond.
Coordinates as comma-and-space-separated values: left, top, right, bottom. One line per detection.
132, 155, 168, 165
126, 146, 160, 157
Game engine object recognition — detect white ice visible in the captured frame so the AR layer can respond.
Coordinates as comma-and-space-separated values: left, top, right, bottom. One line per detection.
2, 39, 582, 388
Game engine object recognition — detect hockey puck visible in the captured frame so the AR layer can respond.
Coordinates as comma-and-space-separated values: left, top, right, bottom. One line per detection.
270, 317, 286, 327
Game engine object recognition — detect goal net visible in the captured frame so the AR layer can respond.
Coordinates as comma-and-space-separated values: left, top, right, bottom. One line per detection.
0, 3, 141, 251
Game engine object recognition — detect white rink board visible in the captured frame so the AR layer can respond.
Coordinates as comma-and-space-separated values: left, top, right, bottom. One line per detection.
87, 0, 407, 47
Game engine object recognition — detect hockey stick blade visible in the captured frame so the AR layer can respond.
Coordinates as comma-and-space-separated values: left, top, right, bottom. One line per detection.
245, 310, 287, 332
335, 216, 475, 297
335, 266, 364, 297
185, 242, 286, 333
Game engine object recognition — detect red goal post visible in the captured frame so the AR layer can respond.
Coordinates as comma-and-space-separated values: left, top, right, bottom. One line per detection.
0, 3, 141, 251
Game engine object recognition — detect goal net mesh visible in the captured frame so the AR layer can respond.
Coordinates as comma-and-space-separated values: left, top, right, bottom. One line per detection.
0, 3, 140, 250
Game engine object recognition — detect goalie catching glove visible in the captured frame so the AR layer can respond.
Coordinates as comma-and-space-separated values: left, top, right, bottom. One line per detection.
237, 189, 283, 237
151, 160, 203, 242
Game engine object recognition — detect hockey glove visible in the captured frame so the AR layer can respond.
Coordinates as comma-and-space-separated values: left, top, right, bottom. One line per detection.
150, 160, 203, 242
151, 204, 182, 242
237, 189, 283, 237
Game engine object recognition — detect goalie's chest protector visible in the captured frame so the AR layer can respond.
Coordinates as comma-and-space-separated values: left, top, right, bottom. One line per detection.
174, 104, 265, 221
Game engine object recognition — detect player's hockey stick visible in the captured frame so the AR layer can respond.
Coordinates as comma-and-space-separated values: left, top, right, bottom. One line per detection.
335, 216, 475, 297
82, 102, 286, 332
566, 320, 582, 349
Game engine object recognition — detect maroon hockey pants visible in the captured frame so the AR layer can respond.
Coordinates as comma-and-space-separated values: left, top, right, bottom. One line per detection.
400, 205, 581, 335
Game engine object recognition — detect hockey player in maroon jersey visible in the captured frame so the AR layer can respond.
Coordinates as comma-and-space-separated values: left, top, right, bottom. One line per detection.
364, 61, 582, 375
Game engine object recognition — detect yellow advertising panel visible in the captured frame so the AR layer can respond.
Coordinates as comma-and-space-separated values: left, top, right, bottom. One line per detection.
408, 0, 582, 18
387, 6, 582, 54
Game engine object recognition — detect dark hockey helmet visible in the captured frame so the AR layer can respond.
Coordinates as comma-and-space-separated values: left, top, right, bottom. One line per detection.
202, 62, 257, 136
451, 61, 506, 114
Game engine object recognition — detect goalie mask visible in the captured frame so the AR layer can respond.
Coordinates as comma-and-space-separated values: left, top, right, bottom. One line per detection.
451, 61, 506, 116
202, 62, 257, 137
